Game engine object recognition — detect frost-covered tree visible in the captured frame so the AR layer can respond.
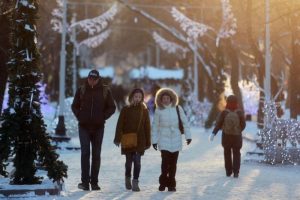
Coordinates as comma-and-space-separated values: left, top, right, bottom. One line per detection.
170, 0, 238, 128
0, 0, 67, 184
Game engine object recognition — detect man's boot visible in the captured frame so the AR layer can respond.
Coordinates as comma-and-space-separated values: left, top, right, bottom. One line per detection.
78, 182, 89, 191
132, 179, 140, 192
125, 176, 132, 190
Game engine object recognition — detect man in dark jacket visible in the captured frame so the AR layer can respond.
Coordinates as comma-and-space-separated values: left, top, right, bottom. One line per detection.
72, 69, 116, 191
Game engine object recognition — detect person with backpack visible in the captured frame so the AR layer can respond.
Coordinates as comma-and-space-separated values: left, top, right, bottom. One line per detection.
152, 88, 192, 192
71, 69, 116, 191
209, 95, 246, 178
114, 88, 151, 192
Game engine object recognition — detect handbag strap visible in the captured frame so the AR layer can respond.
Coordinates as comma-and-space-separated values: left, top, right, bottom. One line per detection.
136, 106, 144, 132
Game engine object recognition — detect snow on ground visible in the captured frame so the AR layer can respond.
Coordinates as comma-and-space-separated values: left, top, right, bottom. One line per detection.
4, 112, 300, 200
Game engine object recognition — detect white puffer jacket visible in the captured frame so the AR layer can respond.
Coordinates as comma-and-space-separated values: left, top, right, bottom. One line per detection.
151, 88, 191, 152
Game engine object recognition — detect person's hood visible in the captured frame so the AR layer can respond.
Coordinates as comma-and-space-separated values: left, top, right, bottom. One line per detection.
155, 88, 178, 109
128, 88, 145, 103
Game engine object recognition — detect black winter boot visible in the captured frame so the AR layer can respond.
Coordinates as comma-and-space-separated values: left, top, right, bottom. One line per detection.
233, 173, 239, 178
78, 182, 89, 191
132, 179, 140, 192
125, 176, 132, 190
226, 171, 232, 177
91, 183, 101, 190
168, 177, 176, 192
159, 175, 168, 191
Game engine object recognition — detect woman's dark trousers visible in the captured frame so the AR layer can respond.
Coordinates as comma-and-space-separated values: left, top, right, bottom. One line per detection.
160, 150, 179, 188
224, 147, 241, 175
125, 152, 141, 180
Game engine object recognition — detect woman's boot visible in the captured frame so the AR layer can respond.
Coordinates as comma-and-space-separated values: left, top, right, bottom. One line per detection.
125, 176, 132, 190
132, 179, 140, 191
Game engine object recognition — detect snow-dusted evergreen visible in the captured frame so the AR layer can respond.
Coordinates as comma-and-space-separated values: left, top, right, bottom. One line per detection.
0, 0, 67, 184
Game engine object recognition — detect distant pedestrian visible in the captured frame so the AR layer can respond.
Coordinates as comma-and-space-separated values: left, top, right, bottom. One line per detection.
209, 95, 246, 178
146, 84, 160, 119
71, 69, 116, 190
114, 88, 151, 192
152, 88, 192, 192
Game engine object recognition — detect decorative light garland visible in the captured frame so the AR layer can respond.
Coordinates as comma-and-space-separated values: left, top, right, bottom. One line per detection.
152, 31, 189, 58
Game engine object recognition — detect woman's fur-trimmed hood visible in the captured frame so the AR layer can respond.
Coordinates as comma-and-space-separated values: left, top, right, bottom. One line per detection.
155, 88, 179, 109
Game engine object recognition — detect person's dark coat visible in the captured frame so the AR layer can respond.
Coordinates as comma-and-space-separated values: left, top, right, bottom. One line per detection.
212, 109, 246, 148
114, 103, 151, 155
71, 79, 116, 130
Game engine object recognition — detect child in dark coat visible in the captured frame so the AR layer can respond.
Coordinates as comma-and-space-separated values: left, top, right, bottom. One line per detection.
114, 88, 151, 191
209, 95, 246, 178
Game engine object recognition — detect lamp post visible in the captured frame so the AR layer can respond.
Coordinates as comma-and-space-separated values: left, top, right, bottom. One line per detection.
54, 0, 70, 142
263, 0, 272, 130
71, 13, 77, 96
265, 0, 271, 101
156, 44, 160, 67
146, 42, 160, 67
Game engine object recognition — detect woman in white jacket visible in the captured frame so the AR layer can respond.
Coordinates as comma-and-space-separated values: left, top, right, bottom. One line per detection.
152, 88, 192, 192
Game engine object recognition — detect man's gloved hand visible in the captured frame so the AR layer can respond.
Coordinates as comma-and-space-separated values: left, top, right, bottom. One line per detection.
209, 133, 215, 142
186, 139, 192, 145
152, 144, 158, 151
114, 141, 120, 147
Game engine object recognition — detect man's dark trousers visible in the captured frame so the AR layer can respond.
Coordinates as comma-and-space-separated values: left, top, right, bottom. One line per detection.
79, 126, 104, 185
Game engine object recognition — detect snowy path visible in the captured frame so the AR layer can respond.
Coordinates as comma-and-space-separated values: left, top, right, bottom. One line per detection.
19, 113, 300, 200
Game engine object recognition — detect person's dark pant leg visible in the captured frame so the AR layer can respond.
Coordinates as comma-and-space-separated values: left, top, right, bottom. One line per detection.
224, 147, 233, 175
79, 126, 91, 184
232, 147, 241, 174
133, 152, 141, 180
168, 151, 179, 187
90, 127, 104, 185
125, 153, 134, 178
160, 150, 170, 186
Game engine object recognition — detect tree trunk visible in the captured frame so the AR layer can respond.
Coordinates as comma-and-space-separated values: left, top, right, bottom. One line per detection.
290, 14, 300, 118
198, 62, 206, 102
205, 41, 226, 128
246, 0, 265, 128
224, 39, 244, 112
